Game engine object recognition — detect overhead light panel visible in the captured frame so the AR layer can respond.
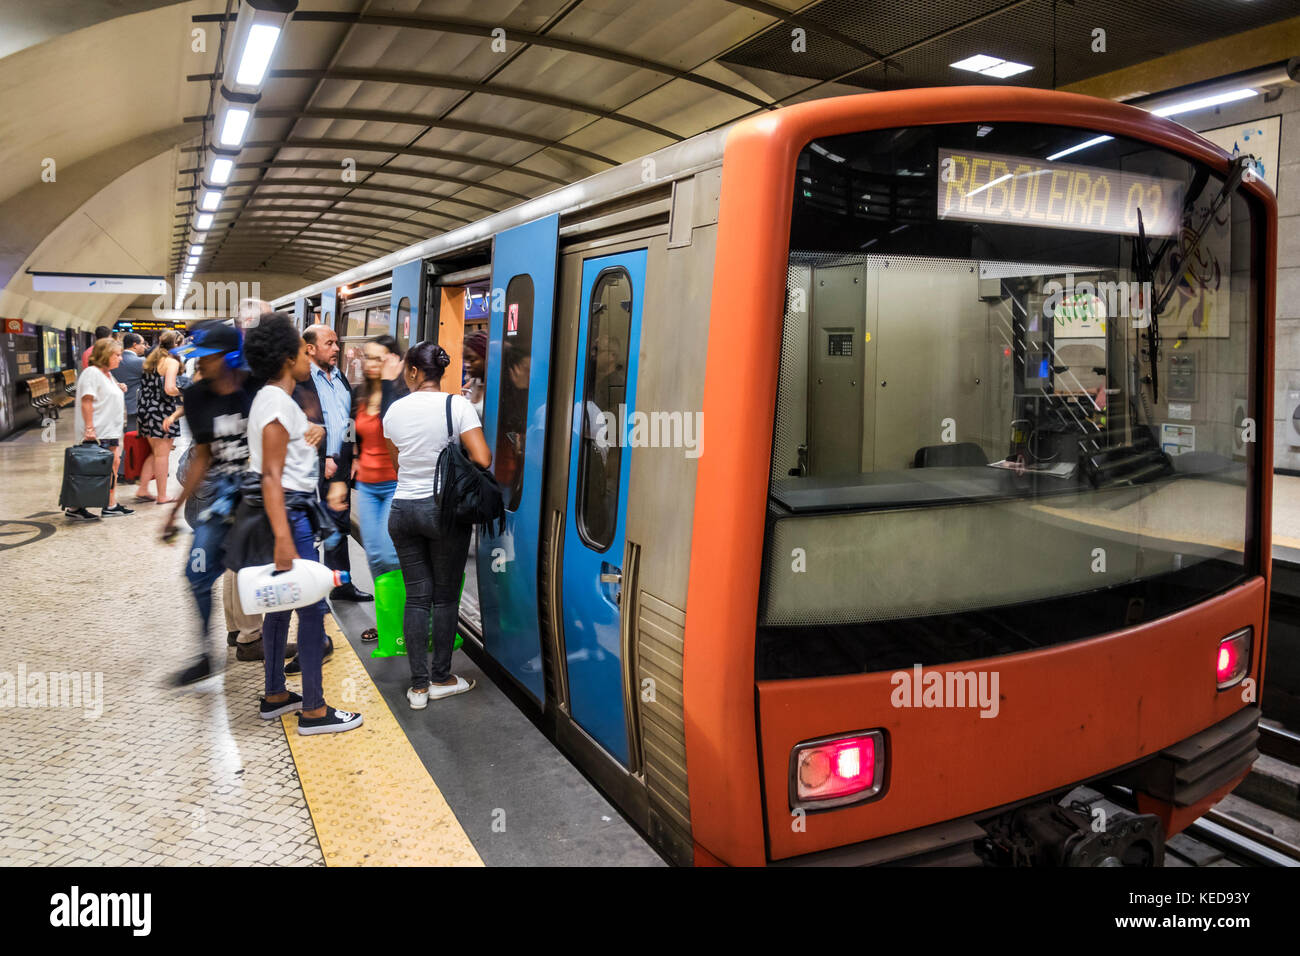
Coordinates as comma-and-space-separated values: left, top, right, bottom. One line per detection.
207, 150, 237, 186
218, 105, 252, 147
235, 24, 282, 88
195, 213, 214, 230
189, 243, 204, 256
214, 87, 259, 149
951, 54, 1032, 79
199, 188, 223, 212
225, 0, 298, 96
951, 54, 1002, 73
980, 60, 1033, 79
1149, 87, 1258, 118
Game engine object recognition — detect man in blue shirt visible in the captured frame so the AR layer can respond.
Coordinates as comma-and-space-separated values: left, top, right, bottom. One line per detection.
297, 324, 371, 603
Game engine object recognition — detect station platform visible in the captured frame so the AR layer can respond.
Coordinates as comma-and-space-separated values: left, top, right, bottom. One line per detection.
0, 418, 662, 867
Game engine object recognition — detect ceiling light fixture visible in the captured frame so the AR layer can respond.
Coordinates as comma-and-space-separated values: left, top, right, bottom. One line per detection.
951, 54, 1032, 78
225, 0, 298, 96
1149, 87, 1258, 118
207, 151, 237, 186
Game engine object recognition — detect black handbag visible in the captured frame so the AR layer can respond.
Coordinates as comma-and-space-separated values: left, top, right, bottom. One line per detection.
59, 440, 114, 510
435, 394, 506, 536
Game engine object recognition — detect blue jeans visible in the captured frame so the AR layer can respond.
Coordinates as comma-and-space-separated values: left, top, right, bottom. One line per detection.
185, 511, 229, 657
262, 508, 328, 711
355, 479, 399, 577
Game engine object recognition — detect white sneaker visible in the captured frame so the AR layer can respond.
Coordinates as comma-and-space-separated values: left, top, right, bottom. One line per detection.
407, 687, 428, 710
426, 676, 476, 700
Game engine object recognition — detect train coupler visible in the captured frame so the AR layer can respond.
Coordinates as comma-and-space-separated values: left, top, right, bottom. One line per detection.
976, 797, 1165, 867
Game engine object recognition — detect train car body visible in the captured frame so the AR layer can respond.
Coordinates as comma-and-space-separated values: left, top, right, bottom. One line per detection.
276, 87, 1276, 867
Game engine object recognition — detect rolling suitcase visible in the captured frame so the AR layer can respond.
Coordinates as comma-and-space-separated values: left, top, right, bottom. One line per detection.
121, 430, 150, 481
59, 440, 114, 511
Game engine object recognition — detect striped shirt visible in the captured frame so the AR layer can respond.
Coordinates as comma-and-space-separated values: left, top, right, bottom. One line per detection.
310, 362, 352, 458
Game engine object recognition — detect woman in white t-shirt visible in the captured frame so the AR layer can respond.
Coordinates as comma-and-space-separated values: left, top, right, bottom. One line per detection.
383, 341, 491, 710
239, 314, 362, 737
69, 338, 132, 519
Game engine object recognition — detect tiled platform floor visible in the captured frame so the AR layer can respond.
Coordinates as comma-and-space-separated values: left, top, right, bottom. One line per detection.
0, 418, 323, 866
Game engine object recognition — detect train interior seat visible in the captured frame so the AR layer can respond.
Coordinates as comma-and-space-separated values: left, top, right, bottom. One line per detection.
913, 442, 988, 469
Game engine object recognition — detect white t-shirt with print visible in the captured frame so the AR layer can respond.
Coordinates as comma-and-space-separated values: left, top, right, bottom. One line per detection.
74, 366, 125, 441
247, 384, 319, 492
383, 391, 482, 500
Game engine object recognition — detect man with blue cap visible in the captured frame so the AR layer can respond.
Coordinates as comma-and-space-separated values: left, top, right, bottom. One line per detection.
163, 319, 312, 685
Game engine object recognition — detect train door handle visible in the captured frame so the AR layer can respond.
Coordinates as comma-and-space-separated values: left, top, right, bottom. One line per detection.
600, 564, 623, 606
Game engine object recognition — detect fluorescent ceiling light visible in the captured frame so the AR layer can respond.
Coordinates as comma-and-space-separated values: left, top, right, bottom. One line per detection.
189, 244, 204, 256
224, 1, 296, 95
219, 107, 252, 147
199, 189, 223, 212
952, 54, 1032, 79
187, 256, 199, 265
235, 24, 282, 88
209, 157, 235, 185
951, 54, 1003, 73
980, 60, 1033, 79
1046, 135, 1114, 161
196, 213, 214, 230
1149, 87, 1257, 118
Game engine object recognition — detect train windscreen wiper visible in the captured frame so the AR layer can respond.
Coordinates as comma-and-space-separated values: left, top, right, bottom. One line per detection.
1131, 156, 1252, 402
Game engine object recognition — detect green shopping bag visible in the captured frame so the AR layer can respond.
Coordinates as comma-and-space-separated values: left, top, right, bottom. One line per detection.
370, 568, 465, 659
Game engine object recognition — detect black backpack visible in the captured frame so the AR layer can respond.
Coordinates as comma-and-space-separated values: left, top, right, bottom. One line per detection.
435, 394, 506, 536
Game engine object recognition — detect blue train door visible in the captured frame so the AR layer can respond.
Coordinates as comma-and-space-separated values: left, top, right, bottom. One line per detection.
561, 249, 647, 766
476, 215, 559, 703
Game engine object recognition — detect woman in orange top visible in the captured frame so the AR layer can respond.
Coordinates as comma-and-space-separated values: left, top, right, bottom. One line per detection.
346, 335, 404, 644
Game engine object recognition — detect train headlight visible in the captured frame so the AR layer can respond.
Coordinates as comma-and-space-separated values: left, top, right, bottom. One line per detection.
1216, 627, 1251, 690
789, 730, 885, 810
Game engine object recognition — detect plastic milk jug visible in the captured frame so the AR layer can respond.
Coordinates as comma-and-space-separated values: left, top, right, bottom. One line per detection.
238, 559, 348, 614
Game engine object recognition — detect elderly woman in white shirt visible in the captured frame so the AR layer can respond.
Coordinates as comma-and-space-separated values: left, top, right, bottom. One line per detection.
69, 337, 133, 520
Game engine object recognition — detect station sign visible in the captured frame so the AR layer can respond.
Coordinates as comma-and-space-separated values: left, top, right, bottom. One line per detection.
937, 148, 1183, 237
30, 273, 168, 295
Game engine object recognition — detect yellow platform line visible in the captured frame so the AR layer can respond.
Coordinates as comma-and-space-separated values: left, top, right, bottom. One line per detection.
281, 616, 483, 866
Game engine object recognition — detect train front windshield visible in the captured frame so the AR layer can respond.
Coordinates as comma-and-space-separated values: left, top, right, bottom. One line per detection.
758, 121, 1264, 679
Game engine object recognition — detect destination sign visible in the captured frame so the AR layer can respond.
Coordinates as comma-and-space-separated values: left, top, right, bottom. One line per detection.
114, 319, 186, 333
937, 148, 1183, 237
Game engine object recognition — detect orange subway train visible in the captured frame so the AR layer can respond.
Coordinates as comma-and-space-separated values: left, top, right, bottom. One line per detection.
277, 86, 1276, 866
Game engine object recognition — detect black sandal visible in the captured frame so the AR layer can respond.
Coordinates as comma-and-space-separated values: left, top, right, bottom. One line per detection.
361, 628, 378, 643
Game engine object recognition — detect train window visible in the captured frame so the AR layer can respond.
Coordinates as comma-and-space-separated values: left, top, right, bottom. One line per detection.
369, 307, 392, 337
395, 297, 410, 346
494, 274, 534, 512
346, 308, 366, 338
758, 121, 1263, 678
575, 268, 633, 552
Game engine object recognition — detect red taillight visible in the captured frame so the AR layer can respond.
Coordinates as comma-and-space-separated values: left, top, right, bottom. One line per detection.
1216, 627, 1251, 690
790, 731, 885, 810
